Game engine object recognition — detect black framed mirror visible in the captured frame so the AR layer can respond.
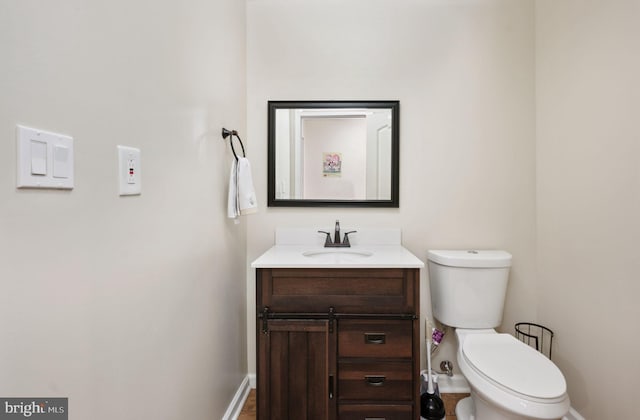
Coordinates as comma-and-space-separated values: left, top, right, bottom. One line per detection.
268, 100, 399, 207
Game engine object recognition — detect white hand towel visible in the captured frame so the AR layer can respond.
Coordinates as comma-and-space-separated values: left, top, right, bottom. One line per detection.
228, 157, 257, 221
237, 157, 258, 215
227, 158, 239, 220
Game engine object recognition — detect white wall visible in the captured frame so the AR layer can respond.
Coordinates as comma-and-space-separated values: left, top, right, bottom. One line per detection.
0, 1, 247, 419
247, 0, 536, 376
536, 1, 640, 418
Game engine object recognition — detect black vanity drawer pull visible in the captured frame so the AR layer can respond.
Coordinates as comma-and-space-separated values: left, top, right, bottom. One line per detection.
364, 332, 386, 344
365, 418, 386, 420
364, 375, 386, 386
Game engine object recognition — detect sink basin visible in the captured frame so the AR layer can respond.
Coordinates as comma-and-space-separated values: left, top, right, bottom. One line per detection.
302, 249, 373, 258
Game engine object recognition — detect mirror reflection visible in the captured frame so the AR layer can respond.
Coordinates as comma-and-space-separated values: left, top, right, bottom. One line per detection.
268, 101, 399, 207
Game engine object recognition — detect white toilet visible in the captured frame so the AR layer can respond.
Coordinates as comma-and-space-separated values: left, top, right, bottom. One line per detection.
427, 250, 570, 420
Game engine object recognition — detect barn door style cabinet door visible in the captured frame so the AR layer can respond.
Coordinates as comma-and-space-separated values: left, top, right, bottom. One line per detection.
256, 268, 420, 420
257, 319, 336, 419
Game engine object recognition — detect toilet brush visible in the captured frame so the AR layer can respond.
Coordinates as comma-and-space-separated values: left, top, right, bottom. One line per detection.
421, 319, 445, 420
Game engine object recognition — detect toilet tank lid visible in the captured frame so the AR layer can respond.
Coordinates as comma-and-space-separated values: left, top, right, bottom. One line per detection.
427, 250, 512, 268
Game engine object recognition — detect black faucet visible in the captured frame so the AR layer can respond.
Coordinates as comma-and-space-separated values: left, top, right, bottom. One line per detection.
318, 220, 356, 247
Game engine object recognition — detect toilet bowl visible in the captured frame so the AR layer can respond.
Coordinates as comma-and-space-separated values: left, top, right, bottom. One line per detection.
455, 329, 570, 420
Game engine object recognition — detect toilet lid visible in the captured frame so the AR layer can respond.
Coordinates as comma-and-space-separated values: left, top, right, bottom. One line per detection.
462, 334, 566, 399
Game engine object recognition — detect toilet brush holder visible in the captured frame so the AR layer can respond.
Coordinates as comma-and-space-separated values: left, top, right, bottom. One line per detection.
420, 376, 445, 420
420, 369, 440, 397
421, 333, 445, 420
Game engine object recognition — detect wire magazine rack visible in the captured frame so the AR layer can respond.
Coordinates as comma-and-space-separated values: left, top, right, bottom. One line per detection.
515, 322, 554, 360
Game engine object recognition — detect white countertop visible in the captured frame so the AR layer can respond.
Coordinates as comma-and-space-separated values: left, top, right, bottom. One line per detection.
251, 245, 425, 268
251, 228, 424, 269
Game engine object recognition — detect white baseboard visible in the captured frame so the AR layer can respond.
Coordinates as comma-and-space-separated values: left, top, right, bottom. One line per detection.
563, 407, 585, 420
248, 373, 256, 388
222, 375, 252, 420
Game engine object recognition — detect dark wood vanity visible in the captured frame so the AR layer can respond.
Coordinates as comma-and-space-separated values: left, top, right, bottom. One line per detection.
256, 267, 420, 420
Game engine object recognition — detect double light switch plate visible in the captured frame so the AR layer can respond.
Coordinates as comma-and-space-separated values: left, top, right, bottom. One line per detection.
17, 125, 74, 189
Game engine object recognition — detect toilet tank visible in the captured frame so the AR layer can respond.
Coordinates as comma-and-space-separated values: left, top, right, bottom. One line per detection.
428, 250, 512, 328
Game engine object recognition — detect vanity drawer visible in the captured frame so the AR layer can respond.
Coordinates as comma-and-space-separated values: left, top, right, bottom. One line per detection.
257, 268, 418, 314
339, 320, 412, 358
338, 404, 413, 420
338, 361, 413, 401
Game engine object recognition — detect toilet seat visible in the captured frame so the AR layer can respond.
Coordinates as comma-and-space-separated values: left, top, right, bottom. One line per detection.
456, 330, 570, 419
462, 333, 566, 402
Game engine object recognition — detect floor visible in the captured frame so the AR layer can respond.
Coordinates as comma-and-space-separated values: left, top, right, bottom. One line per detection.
237, 389, 469, 419
442, 393, 470, 420
237, 389, 256, 420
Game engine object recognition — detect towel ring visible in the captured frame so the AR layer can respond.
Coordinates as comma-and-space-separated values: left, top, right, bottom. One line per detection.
222, 128, 246, 161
